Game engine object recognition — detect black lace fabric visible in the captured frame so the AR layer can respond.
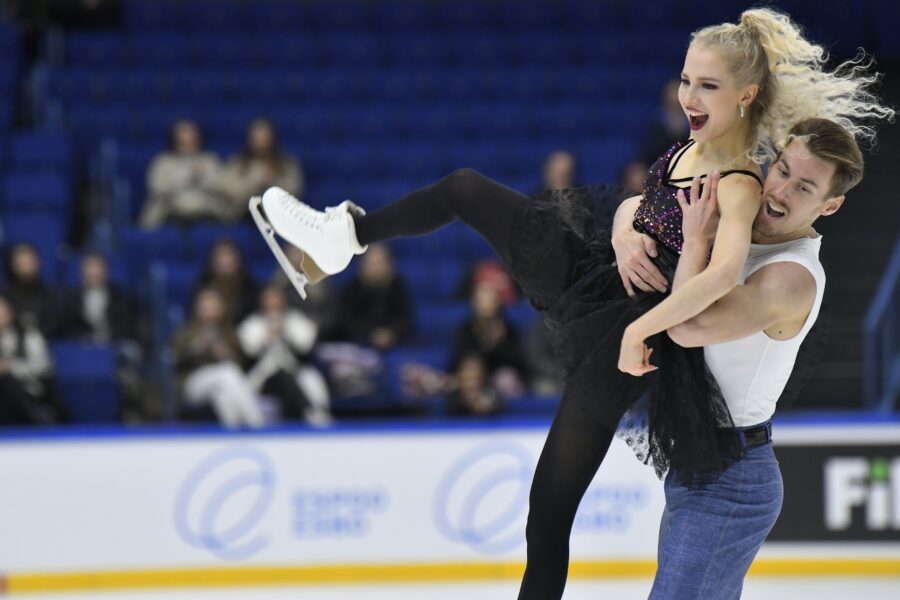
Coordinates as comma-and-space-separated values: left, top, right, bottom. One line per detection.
511, 185, 742, 481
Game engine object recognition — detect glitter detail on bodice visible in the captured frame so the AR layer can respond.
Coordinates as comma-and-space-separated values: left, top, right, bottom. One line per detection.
633, 140, 763, 254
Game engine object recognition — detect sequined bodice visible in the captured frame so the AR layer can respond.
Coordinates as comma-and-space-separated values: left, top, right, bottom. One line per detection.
632, 140, 763, 254
633, 141, 692, 254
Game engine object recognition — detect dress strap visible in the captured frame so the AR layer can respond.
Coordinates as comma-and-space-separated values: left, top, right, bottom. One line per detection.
668, 168, 763, 187
665, 139, 695, 180
719, 169, 763, 186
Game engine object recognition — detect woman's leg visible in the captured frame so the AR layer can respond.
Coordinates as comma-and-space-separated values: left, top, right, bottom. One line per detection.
353, 169, 525, 265
517, 379, 630, 600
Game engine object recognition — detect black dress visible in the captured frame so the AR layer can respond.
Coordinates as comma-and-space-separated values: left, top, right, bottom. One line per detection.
509, 140, 748, 479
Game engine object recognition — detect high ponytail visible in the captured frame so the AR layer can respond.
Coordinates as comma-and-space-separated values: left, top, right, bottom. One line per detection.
692, 8, 894, 164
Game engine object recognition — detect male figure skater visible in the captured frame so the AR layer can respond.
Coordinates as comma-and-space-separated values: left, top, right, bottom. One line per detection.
613, 118, 863, 598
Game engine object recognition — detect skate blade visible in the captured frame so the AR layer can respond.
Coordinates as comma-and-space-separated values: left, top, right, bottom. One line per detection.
249, 196, 309, 300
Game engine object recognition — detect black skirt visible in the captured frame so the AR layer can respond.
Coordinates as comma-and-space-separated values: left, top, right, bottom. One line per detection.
508, 184, 741, 480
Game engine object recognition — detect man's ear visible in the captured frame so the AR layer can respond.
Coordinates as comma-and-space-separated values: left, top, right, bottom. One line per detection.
821, 194, 845, 216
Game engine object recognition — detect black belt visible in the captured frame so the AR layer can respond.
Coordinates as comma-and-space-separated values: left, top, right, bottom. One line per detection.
721, 420, 773, 448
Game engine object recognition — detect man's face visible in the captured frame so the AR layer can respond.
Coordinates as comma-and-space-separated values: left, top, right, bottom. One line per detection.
753, 139, 844, 242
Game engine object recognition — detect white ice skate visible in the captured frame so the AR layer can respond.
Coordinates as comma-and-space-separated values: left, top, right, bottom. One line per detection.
249, 187, 367, 300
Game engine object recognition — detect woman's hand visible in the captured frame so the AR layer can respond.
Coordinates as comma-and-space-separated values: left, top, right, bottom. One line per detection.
618, 327, 657, 376
611, 228, 668, 296
677, 172, 720, 248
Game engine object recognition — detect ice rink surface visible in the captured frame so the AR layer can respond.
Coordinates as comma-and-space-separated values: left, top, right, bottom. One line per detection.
14, 577, 900, 600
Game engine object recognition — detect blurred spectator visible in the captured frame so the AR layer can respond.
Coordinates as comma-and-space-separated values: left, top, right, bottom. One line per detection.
541, 150, 577, 191
60, 252, 134, 342
452, 283, 527, 397
0, 295, 64, 425
270, 244, 341, 339
193, 239, 259, 323
59, 252, 150, 421
238, 285, 332, 425
619, 81, 689, 197
446, 354, 504, 417
3, 243, 58, 335
637, 79, 690, 166
172, 287, 263, 429
140, 120, 226, 229
340, 243, 411, 351
620, 160, 648, 194
457, 259, 519, 307
524, 320, 564, 396
221, 118, 304, 221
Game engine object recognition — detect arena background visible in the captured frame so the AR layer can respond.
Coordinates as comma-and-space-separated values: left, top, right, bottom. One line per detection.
0, 1, 897, 598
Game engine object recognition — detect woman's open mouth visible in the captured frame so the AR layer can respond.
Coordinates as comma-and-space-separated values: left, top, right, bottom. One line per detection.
687, 110, 709, 131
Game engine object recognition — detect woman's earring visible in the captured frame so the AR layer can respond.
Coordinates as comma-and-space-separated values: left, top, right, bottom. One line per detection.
740, 104, 745, 119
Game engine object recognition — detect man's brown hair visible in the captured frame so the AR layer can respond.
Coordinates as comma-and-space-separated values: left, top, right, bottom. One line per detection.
784, 118, 865, 198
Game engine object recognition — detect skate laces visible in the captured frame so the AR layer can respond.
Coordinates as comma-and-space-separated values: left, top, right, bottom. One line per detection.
281, 196, 345, 231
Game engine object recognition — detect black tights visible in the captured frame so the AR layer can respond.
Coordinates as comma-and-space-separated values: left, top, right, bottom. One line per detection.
354, 170, 620, 599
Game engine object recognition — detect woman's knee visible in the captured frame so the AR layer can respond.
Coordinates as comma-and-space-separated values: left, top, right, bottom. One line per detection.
444, 168, 489, 198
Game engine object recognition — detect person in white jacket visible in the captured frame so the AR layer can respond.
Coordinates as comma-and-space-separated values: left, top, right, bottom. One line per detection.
238, 285, 331, 425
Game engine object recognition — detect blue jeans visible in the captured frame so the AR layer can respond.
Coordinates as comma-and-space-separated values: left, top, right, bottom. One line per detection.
648, 439, 784, 600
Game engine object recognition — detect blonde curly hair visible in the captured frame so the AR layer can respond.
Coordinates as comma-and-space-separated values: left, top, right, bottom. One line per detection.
691, 8, 894, 164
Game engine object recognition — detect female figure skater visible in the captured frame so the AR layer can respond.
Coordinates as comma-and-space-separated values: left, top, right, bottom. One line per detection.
251, 9, 890, 599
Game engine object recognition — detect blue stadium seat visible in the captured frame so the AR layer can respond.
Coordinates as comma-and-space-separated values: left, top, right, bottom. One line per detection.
121, 227, 185, 270
50, 341, 120, 423
414, 302, 471, 345
396, 258, 464, 304
0, 61, 17, 94
160, 262, 204, 313
380, 344, 452, 404
128, 32, 189, 66
182, 0, 250, 31
123, 0, 182, 31
245, 0, 308, 32
1, 214, 66, 282
65, 32, 124, 66
0, 97, 11, 130
10, 132, 73, 172
62, 251, 135, 291
0, 172, 71, 212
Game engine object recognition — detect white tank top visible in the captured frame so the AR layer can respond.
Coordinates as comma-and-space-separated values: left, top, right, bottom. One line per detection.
703, 235, 826, 427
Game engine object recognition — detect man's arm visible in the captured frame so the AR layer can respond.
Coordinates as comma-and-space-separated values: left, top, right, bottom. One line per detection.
611, 195, 669, 295
667, 261, 818, 347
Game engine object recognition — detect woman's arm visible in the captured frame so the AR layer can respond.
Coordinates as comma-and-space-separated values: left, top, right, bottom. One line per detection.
619, 174, 762, 375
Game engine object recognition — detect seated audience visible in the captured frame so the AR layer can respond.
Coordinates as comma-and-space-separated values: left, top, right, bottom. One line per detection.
446, 354, 505, 417
140, 119, 226, 228
192, 239, 259, 323
221, 117, 304, 221
3, 242, 59, 336
0, 295, 63, 425
60, 252, 150, 420
452, 283, 527, 397
270, 244, 342, 339
340, 243, 411, 351
172, 287, 263, 428
524, 320, 564, 396
540, 150, 577, 191
238, 285, 332, 425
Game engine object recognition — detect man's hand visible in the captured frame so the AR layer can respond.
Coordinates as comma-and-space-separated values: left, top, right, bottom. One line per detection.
612, 228, 668, 296
677, 171, 720, 249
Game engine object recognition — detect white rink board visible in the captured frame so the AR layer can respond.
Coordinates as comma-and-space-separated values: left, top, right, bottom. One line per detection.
0, 424, 664, 573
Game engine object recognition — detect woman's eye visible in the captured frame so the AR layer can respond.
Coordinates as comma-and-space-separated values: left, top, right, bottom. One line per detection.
680, 78, 689, 86
702, 83, 718, 90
